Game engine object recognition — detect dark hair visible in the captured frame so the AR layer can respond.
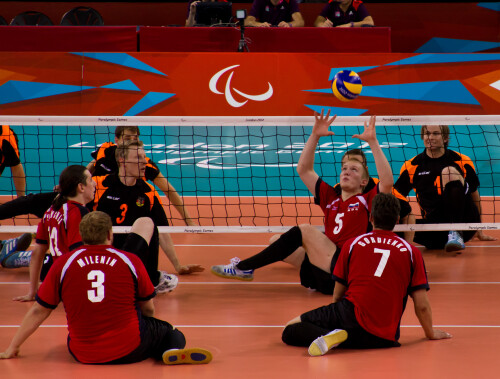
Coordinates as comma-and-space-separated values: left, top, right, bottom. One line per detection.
420, 125, 450, 148
114, 125, 140, 139
79, 211, 112, 245
52, 165, 88, 211
371, 193, 401, 231
342, 149, 368, 166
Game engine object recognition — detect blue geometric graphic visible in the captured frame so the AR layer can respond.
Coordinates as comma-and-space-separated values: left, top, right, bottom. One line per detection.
71, 53, 167, 76
386, 53, 500, 66
0, 80, 94, 105
361, 81, 480, 105
304, 104, 367, 116
305, 81, 479, 105
328, 66, 378, 80
416, 38, 500, 53
478, 2, 500, 11
124, 92, 175, 116
100, 80, 141, 91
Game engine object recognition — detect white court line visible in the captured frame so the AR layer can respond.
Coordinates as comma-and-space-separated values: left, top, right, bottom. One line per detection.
174, 244, 500, 248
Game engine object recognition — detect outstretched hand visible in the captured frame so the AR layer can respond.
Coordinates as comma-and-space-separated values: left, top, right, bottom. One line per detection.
313, 110, 336, 138
176, 264, 205, 275
352, 115, 377, 144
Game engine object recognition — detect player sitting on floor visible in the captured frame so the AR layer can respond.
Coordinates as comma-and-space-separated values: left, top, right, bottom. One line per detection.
281, 193, 451, 356
0, 211, 212, 365
211, 111, 393, 295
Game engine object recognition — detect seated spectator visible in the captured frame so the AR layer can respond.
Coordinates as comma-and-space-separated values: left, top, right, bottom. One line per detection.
245, 0, 304, 27
315, 0, 374, 28
186, 0, 222, 27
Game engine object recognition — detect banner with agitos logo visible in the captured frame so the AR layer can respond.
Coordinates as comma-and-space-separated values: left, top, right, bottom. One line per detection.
0, 52, 499, 116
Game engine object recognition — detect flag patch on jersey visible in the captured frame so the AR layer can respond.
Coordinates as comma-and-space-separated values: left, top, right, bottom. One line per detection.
348, 202, 359, 211
136, 196, 145, 207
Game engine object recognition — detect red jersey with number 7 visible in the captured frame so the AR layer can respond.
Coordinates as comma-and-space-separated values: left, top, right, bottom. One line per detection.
315, 178, 377, 248
35, 200, 89, 257
35, 244, 156, 363
333, 230, 429, 341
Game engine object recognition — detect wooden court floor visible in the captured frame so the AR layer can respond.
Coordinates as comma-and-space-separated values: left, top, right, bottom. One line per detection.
1, 232, 499, 379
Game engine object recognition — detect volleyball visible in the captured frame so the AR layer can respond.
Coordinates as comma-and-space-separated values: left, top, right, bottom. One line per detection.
331, 70, 362, 101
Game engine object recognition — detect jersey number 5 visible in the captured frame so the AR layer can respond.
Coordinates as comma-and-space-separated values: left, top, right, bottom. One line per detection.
333, 213, 344, 234
87, 270, 105, 303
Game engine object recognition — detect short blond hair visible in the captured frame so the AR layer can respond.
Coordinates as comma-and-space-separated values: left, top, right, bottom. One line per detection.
115, 140, 144, 162
79, 211, 113, 245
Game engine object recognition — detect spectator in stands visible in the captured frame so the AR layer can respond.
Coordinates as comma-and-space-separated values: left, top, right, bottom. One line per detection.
186, 0, 216, 27
0, 125, 26, 197
314, 0, 374, 28
245, 0, 304, 28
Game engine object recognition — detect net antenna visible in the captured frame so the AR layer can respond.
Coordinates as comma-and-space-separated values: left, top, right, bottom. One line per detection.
0, 115, 499, 235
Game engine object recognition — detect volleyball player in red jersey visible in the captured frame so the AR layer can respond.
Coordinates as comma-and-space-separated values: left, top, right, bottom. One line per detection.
0, 211, 212, 365
10, 165, 95, 302
211, 111, 394, 294
282, 193, 452, 356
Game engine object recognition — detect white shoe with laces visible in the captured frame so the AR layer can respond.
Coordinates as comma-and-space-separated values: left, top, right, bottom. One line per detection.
155, 271, 178, 294
210, 257, 254, 281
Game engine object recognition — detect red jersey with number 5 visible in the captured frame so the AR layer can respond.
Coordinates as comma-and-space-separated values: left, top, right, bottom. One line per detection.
333, 230, 429, 341
36, 244, 156, 363
315, 178, 377, 248
35, 200, 89, 257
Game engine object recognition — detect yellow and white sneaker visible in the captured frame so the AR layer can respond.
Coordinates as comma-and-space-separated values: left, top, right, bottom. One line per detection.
308, 329, 348, 357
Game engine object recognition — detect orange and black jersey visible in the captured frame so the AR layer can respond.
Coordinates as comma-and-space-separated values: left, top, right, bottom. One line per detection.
0, 125, 21, 176
90, 174, 169, 227
332, 177, 412, 219
394, 149, 479, 219
91, 142, 160, 181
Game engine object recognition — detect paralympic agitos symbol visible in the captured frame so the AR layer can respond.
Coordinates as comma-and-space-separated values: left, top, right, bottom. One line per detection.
209, 65, 273, 108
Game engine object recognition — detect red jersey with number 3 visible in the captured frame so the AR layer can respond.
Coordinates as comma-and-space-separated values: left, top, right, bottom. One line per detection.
35, 200, 89, 257
333, 230, 429, 341
36, 244, 156, 363
315, 178, 377, 248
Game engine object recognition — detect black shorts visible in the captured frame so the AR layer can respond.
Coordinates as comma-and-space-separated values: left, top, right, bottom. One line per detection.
299, 253, 338, 295
73, 316, 186, 364
414, 194, 480, 249
301, 298, 399, 349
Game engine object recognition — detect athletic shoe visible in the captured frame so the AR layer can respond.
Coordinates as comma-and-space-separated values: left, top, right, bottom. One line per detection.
155, 271, 178, 294
162, 348, 212, 365
308, 329, 348, 357
445, 231, 465, 252
0, 233, 33, 264
210, 257, 254, 281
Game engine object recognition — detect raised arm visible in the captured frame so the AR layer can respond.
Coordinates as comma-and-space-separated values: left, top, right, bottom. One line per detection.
352, 116, 393, 193
297, 111, 336, 195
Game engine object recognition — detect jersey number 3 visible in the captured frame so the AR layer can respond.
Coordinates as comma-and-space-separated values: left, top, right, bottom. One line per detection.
87, 270, 105, 303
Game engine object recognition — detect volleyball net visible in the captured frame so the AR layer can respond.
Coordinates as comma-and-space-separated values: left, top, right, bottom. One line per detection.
0, 115, 499, 234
